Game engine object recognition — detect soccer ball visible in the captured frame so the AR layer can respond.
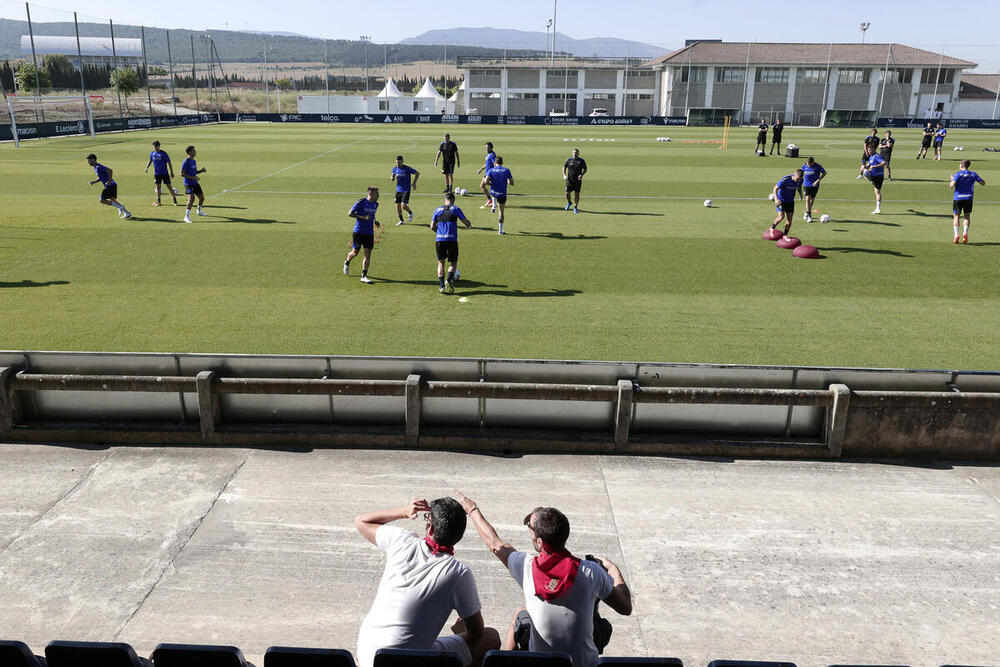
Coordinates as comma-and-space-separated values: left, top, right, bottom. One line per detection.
768, 193, 775, 201
820, 214, 831, 223
703, 199, 712, 207
954, 146, 964, 151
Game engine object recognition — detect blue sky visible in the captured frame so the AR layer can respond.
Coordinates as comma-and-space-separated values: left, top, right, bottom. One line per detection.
4, 0, 1000, 70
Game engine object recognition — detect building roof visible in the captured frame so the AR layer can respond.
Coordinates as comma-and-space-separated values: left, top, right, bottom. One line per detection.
959, 73, 1000, 98
376, 78, 403, 98
21, 35, 143, 58
415, 77, 445, 100
644, 42, 976, 69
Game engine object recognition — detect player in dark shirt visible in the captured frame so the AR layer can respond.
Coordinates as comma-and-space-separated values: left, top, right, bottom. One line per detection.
562, 148, 588, 213
434, 133, 460, 193
755, 119, 768, 155
878, 131, 895, 181
769, 118, 784, 155
917, 122, 934, 159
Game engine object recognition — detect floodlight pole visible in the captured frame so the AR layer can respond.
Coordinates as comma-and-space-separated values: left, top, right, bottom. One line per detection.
993, 68, 1000, 119
73, 13, 87, 102
324, 39, 330, 113
166, 30, 177, 117
142, 26, 153, 120
551, 0, 558, 65
110, 19, 123, 118
361, 35, 371, 97
191, 34, 200, 117
877, 43, 891, 116
24, 3, 43, 123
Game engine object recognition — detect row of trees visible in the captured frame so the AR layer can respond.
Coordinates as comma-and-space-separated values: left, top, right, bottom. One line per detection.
1, 55, 146, 94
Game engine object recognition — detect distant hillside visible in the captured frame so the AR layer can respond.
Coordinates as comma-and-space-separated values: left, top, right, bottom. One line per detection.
401, 27, 669, 59
0, 18, 542, 65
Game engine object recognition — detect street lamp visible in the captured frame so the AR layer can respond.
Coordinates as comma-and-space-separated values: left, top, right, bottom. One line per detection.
860, 22, 870, 44
546, 19, 552, 58
360, 35, 371, 96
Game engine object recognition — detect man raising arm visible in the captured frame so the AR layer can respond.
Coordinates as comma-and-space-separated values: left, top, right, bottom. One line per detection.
354, 497, 500, 667
453, 489, 631, 667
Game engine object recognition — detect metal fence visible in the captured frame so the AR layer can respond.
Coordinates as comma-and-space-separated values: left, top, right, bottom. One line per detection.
2, 351, 998, 460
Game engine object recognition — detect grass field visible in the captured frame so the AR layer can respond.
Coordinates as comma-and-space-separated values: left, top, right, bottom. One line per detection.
1, 122, 998, 369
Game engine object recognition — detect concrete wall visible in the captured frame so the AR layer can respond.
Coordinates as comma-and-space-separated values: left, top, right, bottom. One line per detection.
834, 83, 871, 108
506, 97, 538, 115
952, 98, 999, 118
711, 83, 745, 109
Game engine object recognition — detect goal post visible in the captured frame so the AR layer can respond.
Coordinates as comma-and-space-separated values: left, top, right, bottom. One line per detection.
5, 94, 96, 145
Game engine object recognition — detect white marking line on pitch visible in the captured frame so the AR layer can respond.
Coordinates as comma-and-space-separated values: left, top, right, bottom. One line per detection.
210, 130, 401, 199
232, 190, 1000, 205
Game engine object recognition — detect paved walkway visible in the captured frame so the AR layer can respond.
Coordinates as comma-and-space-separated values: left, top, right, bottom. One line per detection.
0, 444, 997, 666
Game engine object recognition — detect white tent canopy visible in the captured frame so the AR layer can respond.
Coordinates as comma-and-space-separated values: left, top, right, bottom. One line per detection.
376, 78, 404, 98
415, 78, 445, 100
448, 79, 465, 102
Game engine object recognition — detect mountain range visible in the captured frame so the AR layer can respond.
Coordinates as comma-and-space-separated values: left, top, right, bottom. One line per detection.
400, 28, 668, 59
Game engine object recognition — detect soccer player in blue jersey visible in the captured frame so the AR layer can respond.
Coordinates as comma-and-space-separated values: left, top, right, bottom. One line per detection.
477, 142, 497, 210
769, 169, 803, 236
950, 159, 986, 244
800, 157, 827, 223
390, 155, 419, 225
431, 192, 472, 294
862, 152, 887, 214
343, 186, 381, 284
485, 156, 514, 235
180, 145, 207, 223
144, 140, 179, 206
86, 154, 132, 219
933, 124, 947, 160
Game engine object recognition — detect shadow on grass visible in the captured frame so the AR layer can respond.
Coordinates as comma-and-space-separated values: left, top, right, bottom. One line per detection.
0, 279, 69, 288
138, 215, 294, 224
833, 218, 901, 227
823, 246, 914, 257
372, 276, 581, 298
904, 208, 952, 218
890, 178, 947, 183
517, 231, 607, 240
968, 241, 1000, 247
514, 204, 664, 217
372, 277, 504, 289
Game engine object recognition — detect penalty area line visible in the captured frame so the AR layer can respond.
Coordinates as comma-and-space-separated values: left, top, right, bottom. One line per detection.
210, 129, 401, 199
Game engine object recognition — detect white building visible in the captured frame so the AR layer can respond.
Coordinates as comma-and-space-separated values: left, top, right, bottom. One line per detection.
297, 77, 446, 115
20, 35, 143, 66
460, 58, 657, 116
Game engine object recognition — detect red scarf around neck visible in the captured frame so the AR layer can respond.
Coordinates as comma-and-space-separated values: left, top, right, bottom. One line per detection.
424, 537, 454, 556
531, 544, 580, 601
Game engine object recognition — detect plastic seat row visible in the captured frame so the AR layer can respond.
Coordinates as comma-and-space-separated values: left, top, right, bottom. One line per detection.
2, 642, 980, 667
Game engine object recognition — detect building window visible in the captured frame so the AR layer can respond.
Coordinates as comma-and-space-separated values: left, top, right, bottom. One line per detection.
469, 69, 501, 76
378, 100, 388, 111
797, 68, 827, 84
921, 68, 954, 84
584, 92, 614, 100
471, 92, 501, 99
838, 68, 871, 84
412, 101, 421, 111
755, 67, 789, 84
546, 93, 577, 100
506, 92, 539, 99
881, 68, 913, 84
625, 93, 653, 100
715, 67, 745, 83
678, 66, 707, 83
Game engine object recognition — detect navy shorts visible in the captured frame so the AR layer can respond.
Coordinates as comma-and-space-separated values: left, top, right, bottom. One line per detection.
870, 176, 884, 189
565, 180, 582, 193
803, 185, 819, 197
491, 194, 507, 205
154, 174, 172, 185
352, 232, 375, 250
953, 200, 973, 216
394, 191, 411, 204
776, 199, 794, 214
100, 184, 118, 201
442, 160, 455, 175
185, 183, 203, 196
436, 240, 459, 263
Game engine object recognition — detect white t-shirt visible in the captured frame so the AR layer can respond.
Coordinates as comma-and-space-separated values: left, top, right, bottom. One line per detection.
507, 551, 615, 667
356, 525, 482, 667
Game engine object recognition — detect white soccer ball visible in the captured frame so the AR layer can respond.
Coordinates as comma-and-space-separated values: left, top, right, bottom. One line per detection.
459, 188, 468, 196
663, 137, 670, 142
955, 146, 964, 151
704, 199, 712, 207
820, 214, 831, 223
768, 193, 776, 201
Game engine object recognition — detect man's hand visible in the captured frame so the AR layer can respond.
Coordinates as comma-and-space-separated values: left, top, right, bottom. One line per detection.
374, 220, 381, 228
452, 489, 477, 514
404, 498, 430, 519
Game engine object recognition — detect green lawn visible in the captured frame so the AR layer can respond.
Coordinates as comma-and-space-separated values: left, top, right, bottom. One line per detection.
1, 123, 998, 369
